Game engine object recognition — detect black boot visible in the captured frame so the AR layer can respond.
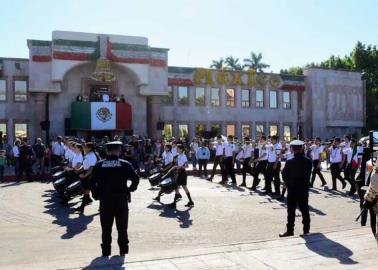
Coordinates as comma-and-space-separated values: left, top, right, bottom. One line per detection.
169, 193, 180, 208
153, 191, 162, 202
120, 245, 129, 256
279, 225, 294, 237
101, 244, 111, 257
185, 192, 194, 207
239, 180, 247, 187
75, 194, 91, 213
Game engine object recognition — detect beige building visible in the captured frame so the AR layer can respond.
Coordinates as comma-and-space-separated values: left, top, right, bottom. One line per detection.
0, 31, 365, 143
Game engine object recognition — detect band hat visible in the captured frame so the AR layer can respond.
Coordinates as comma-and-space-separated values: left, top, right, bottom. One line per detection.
105, 141, 123, 146
290, 140, 305, 146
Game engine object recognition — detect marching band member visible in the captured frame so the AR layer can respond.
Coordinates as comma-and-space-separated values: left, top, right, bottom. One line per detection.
222, 135, 236, 185
239, 137, 253, 187
310, 138, 327, 187
251, 136, 268, 190
343, 139, 359, 195
265, 136, 282, 195
328, 137, 347, 191
207, 135, 225, 182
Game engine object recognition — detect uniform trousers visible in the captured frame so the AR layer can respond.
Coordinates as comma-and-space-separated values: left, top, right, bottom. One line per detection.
223, 157, 236, 183
330, 163, 345, 190
310, 159, 326, 186
100, 197, 129, 252
197, 159, 208, 176
252, 160, 268, 188
287, 193, 310, 233
242, 157, 252, 183
209, 156, 225, 180
266, 162, 281, 193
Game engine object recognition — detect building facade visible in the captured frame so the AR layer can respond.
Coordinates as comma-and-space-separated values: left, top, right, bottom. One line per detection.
0, 31, 365, 143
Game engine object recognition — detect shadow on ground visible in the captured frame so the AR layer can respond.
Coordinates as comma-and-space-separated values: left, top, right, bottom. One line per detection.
147, 202, 193, 228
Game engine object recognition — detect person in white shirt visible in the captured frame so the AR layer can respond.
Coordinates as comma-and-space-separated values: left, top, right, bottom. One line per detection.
171, 141, 178, 157
52, 136, 65, 167
76, 142, 98, 213
328, 137, 347, 191
310, 137, 327, 187
162, 144, 174, 168
12, 140, 21, 177
207, 135, 225, 182
190, 138, 199, 170
65, 143, 83, 172
222, 135, 236, 185
251, 136, 268, 191
171, 144, 194, 208
343, 138, 359, 195
239, 137, 254, 187
196, 141, 210, 179
265, 135, 282, 195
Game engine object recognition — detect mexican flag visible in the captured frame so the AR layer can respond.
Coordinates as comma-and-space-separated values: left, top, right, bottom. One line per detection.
71, 102, 131, 130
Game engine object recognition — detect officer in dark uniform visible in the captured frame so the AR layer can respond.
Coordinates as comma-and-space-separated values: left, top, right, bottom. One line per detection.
280, 140, 312, 237
91, 141, 139, 257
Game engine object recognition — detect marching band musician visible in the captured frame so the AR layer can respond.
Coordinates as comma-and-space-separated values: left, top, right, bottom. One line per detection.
250, 136, 268, 191
328, 137, 347, 191
239, 137, 253, 187
222, 135, 236, 185
265, 135, 282, 195
207, 135, 225, 182
310, 138, 327, 187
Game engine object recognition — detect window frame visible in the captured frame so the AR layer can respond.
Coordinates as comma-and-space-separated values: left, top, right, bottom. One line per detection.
269, 123, 279, 137
255, 122, 265, 137
226, 88, 235, 107
210, 122, 222, 136
0, 77, 7, 102
241, 123, 251, 138
195, 87, 206, 106
162, 85, 173, 105
13, 76, 28, 103
177, 86, 189, 106
210, 87, 221, 107
226, 123, 236, 137
283, 91, 291, 109
178, 123, 189, 138
269, 90, 278, 109
255, 89, 264, 108
241, 89, 251, 108
195, 122, 207, 138
0, 120, 8, 138
283, 124, 292, 142
13, 121, 29, 140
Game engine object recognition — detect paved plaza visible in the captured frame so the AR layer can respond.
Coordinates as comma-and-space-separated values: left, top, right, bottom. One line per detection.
0, 171, 377, 269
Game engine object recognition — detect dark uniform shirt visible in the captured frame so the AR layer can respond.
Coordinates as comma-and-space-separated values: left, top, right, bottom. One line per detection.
282, 153, 312, 196
91, 155, 139, 201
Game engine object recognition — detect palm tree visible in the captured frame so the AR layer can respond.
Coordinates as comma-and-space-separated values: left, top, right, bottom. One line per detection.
243, 52, 270, 72
210, 58, 225, 69
225, 56, 243, 71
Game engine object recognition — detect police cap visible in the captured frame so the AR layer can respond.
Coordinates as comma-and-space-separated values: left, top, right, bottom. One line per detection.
290, 140, 305, 146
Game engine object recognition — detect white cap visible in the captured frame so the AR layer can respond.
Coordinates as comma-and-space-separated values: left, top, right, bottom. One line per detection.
290, 140, 305, 146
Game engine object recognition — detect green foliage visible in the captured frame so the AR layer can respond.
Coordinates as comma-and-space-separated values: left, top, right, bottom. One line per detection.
243, 52, 270, 72
280, 66, 303, 75
210, 58, 225, 69
225, 56, 243, 71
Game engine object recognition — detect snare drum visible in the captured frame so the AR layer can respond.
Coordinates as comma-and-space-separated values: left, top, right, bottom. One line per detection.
53, 177, 67, 193
64, 180, 83, 199
50, 166, 64, 174
159, 177, 176, 194
148, 173, 162, 187
52, 171, 65, 181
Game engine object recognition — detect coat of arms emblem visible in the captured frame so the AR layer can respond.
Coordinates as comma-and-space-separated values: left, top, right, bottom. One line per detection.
96, 107, 112, 122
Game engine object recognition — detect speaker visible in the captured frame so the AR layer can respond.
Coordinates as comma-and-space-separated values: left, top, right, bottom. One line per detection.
64, 118, 71, 130
40, 121, 50, 130
157, 121, 165, 130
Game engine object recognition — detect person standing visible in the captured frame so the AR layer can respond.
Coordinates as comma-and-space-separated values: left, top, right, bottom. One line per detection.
310, 138, 327, 187
207, 135, 225, 182
51, 136, 65, 167
222, 135, 236, 185
251, 136, 268, 190
190, 138, 199, 170
280, 140, 312, 237
18, 137, 33, 182
196, 141, 210, 179
91, 141, 139, 257
328, 137, 347, 191
33, 138, 46, 176
0, 150, 5, 182
239, 137, 253, 187
265, 136, 282, 195
362, 160, 378, 242
344, 139, 359, 195
12, 140, 20, 178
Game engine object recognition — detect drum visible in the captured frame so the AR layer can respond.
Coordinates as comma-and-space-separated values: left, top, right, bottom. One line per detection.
149, 168, 159, 175
53, 177, 67, 193
52, 171, 65, 181
50, 166, 64, 174
159, 177, 176, 194
64, 180, 83, 199
148, 173, 162, 187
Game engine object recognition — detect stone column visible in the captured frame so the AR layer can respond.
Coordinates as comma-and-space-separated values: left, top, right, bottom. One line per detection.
33, 93, 47, 141
147, 95, 162, 140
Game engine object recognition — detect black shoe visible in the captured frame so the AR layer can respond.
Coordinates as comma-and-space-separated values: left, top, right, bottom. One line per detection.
277, 196, 285, 202
169, 202, 176, 208
206, 177, 213, 182
239, 182, 247, 187
321, 182, 327, 187
279, 231, 294, 237
120, 246, 129, 256
301, 231, 310, 237
342, 181, 347, 189
185, 201, 194, 207
75, 205, 85, 213
249, 186, 257, 191
152, 196, 160, 202
177, 193, 182, 200
101, 245, 111, 257
263, 191, 272, 195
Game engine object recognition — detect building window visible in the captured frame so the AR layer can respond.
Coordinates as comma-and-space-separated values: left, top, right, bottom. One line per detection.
269, 90, 277, 108
284, 125, 291, 142
196, 123, 206, 137
14, 123, 28, 139
241, 124, 250, 138
195, 87, 205, 106
0, 79, 6, 101
256, 124, 264, 137
211, 123, 221, 136
178, 86, 189, 105
283, 91, 291, 109
14, 80, 28, 102
226, 124, 235, 136
269, 124, 278, 136
211, 87, 220, 106
162, 86, 173, 104
298, 92, 303, 110
256, 90, 264, 108
178, 124, 189, 138
226, 88, 235, 107
0, 122, 7, 137
162, 123, 173, 139
241, 89, 250, 107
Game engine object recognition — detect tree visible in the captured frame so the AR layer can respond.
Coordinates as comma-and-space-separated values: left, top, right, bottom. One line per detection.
210, 58, 225, 69
225, 56, 243, 71
243, 52, 270, 72
280, 66, 303, 75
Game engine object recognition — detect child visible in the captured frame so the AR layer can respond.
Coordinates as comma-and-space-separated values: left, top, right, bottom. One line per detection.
0, 150, 6, 182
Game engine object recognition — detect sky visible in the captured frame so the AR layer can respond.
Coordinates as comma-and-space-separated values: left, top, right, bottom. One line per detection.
0, 0, 377, 72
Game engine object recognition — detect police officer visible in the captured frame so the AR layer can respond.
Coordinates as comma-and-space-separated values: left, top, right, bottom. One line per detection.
280, 140, 312, 237
91, 141, 140, 257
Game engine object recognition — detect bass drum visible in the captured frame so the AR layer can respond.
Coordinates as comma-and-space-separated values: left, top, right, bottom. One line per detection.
50, 166, 64, 174
148, 173, 162, 187
159, 177, 176, 194
64, 180, 83, 199
53, 177, 67, 193
52, 171, 66, 181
